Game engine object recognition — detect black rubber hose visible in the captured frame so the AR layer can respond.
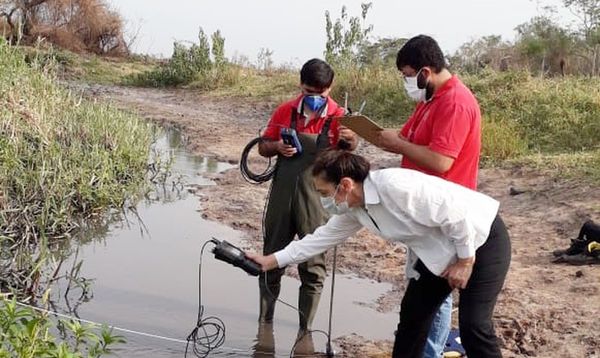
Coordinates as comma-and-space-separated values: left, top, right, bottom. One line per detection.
240, 137, 277, 184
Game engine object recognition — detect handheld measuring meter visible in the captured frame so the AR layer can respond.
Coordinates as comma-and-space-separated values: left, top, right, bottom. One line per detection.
280, 127, 303, 155
210, 238, 262, 276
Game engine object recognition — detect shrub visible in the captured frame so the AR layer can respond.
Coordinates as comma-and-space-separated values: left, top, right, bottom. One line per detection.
128, 28, 241, 88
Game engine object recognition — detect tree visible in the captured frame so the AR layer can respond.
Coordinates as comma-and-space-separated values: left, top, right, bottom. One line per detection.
324, 2, 373, 67
0, 0, 49, 42
450, 35, 514, 73
0, 0, 127, 54
564, 0, 600, 75
357, 37, 407, 67
564, 0, 600, 38
211, 29, 225, 69
187, 27, 212, 78
515, 16, 575, 76
256, 47, 273, 72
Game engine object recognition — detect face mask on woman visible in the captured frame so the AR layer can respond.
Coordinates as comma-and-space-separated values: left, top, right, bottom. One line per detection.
320, 184, 350, 215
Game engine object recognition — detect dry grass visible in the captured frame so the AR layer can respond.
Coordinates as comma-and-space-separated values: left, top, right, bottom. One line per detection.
3, 0, 127, 55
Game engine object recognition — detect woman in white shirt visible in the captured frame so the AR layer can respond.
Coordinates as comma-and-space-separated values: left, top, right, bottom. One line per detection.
248, 149, 511, 358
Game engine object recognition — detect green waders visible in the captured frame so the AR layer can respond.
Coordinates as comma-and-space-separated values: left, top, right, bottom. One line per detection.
259, 112, 332, 330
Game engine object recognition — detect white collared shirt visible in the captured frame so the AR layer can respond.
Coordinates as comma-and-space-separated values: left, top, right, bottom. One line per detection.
274, 168, 500, 279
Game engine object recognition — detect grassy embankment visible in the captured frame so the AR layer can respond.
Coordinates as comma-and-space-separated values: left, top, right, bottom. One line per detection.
1, 40, 154, 355
0, 40, 153, 295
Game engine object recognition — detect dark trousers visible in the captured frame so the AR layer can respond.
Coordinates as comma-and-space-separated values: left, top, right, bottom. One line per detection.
392, 215, 511, 358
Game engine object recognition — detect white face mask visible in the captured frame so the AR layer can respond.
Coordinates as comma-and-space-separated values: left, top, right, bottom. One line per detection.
403, 68, 431, 102
404, 75, 426, 102
320, 184, 351, 215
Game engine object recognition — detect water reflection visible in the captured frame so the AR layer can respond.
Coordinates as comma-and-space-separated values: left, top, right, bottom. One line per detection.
43, 128, 398, 357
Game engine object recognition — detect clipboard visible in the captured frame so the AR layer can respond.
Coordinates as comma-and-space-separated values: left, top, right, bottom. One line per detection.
335, 115, 383, 146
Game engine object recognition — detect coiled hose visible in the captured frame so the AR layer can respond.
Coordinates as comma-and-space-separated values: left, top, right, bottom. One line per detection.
239, 136, 277, 184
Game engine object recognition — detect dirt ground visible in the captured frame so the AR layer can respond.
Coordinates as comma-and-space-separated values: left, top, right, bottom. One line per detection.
87, 84, 600, 358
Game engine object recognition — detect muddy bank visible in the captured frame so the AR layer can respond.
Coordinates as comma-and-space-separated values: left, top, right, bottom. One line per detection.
88, 84, 600, 358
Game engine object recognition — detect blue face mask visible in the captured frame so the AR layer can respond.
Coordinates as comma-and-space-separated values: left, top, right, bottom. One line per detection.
304, 95, 327, 112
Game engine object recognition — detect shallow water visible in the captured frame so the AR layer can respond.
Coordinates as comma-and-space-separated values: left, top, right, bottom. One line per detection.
48, 128, 399, 357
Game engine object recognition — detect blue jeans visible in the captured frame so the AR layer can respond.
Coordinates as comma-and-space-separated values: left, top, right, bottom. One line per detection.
423, 294, 452, 358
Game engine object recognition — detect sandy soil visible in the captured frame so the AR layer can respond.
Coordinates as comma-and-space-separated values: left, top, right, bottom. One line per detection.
86, 84, 600, 358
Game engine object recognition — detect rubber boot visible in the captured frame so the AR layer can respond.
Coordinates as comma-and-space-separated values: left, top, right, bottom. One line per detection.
297, 286, 322, 330
252, 322, 275, 358
293, 329, 316, 357
258, 271, 281, 323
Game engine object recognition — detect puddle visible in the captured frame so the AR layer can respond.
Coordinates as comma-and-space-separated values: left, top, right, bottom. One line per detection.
48, 128, 399, 357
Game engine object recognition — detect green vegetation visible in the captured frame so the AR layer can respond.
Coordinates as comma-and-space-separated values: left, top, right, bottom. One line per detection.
0, 39, 153, 294
19, 46, 156, 85
0, 297, 124, 357
465, 70, 600, 155
66, 54, 157, 85
128, 28, 243, 88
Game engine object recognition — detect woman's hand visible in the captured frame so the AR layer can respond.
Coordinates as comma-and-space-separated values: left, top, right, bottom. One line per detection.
441, 257, 475, 290
245, 252, 279, 272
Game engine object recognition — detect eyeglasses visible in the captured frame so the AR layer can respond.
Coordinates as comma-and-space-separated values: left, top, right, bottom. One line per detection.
399, 68, 423, 83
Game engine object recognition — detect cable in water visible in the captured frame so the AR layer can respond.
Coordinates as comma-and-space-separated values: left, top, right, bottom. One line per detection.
184, 240, 226, 358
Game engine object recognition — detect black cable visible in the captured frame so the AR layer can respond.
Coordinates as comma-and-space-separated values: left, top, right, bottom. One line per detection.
185, 240, 226, 358
240, 127, 278, 184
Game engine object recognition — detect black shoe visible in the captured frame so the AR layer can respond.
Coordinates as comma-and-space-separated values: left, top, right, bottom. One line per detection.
559, 252, 600, 265
552, 238, 588, 257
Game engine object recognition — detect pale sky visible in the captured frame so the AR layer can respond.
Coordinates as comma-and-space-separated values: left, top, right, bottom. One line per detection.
109, 0, 574, 66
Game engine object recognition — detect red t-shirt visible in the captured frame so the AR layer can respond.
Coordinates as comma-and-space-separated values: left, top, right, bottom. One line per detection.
262, 94, 345, 146
400, 76, 481, 190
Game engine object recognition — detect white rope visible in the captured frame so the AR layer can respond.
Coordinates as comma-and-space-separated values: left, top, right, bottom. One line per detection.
11, 300, 189, 344
2, 295, 349, 357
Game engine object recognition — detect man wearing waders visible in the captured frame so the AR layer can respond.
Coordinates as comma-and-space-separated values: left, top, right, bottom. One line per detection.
258, 58, 357, 331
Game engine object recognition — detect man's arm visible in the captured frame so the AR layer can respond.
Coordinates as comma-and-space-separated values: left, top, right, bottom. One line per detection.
377, 130, 454, 174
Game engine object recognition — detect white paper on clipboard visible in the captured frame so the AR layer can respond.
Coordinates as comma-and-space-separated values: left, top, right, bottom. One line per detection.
336, 115, 384, 146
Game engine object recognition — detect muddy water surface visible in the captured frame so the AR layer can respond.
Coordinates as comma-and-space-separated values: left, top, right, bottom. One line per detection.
49, 129, 399, 357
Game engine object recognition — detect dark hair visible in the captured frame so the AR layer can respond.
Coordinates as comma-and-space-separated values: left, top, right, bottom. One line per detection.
300, 58, 335, 90
396, 35, 446, 73
312, 149, 370, 184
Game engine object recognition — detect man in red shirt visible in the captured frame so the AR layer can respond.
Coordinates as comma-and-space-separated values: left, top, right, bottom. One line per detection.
376, 35, 491, 357
257, 58, 357, 334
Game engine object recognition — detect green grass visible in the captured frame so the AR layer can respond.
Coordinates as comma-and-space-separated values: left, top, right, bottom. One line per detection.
72, 55, 157, 84
205, 67, 297, 102
0, 39, 153, 293
464, 70, 600, 154
506, 150, 600, 183
20, 46, 158, 85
